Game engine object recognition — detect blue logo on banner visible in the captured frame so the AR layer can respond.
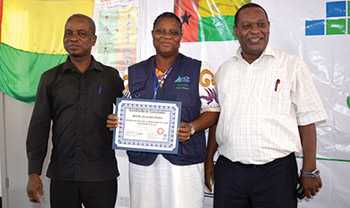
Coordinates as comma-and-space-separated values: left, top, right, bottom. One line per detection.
305, 1, 349, 36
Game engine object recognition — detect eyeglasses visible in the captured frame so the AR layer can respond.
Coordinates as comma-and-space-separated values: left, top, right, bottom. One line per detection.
64, 30, 93, 39
153, 29, 181, 38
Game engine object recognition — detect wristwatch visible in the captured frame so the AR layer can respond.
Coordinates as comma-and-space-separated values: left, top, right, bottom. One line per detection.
301, 168, 320, 178
189, 122, 196, 135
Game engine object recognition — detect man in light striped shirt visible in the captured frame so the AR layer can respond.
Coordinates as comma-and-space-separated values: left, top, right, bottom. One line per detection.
205, 3, 327, 208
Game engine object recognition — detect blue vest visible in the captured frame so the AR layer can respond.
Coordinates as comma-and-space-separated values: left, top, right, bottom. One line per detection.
127, 54, 206, 165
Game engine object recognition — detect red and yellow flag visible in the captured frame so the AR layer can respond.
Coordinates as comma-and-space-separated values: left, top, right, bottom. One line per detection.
174, 0, 250, 42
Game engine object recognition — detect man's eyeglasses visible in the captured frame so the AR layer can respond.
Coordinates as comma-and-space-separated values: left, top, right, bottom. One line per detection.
64, 30, 93, 39
153, 29, 181, 38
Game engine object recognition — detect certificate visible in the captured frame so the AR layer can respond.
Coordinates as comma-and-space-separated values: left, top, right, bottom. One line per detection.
113, 98, 181, 154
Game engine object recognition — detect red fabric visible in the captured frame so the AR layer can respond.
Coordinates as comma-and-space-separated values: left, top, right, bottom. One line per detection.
174, 0, 199, 42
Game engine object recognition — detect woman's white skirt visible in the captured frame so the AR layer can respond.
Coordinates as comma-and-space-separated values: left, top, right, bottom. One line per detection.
129, 155, 204, 208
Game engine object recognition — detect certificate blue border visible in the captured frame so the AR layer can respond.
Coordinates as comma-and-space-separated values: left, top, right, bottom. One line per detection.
113, 98, 181, 154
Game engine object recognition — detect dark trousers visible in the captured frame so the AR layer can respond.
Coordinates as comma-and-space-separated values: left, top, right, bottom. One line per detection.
214, 153, 298, 208
50, 179, 118, 208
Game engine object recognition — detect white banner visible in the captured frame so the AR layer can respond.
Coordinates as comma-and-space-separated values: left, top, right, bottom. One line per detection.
94, 0, 350, 207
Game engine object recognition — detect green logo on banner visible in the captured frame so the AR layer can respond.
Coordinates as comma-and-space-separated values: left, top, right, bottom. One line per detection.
347, 96, 350, 108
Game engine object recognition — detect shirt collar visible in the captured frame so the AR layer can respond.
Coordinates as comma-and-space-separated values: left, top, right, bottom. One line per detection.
233, 45, 276, 61
62, 56, 104, 73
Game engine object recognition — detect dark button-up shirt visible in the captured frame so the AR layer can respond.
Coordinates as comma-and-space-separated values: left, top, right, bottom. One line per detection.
26, 57, 124, 181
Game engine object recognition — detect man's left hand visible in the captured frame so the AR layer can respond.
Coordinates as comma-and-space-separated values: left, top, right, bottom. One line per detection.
300, 175, 322, 198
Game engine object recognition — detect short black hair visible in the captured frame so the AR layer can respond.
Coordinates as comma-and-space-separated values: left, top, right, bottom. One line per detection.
234, 3, 269, 27
66, 14, 96, 35
153, 12, 182, 31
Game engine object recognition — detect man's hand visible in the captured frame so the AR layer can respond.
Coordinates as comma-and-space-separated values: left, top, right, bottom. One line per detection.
177, 122, 192, 143
298, 124, 322, 199
26, 173, 43, 203
300, 175, 322, 198
205, 159, 215, 192
106, 114, 119, 128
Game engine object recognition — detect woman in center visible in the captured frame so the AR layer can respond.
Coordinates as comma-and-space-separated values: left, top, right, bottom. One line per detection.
107, 12, 219, 208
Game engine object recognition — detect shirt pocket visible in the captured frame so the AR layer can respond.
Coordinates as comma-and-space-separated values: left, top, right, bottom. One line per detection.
50, 80, 79, 110
92, 83, 114, 119
258, 71, 292, 115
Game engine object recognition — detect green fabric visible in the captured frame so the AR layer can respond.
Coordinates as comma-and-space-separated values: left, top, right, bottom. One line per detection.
199, 16, 236, 41
0, 43, 67, 102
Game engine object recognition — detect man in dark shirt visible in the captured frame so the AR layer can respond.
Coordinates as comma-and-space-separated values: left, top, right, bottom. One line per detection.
26, 14, 124, 208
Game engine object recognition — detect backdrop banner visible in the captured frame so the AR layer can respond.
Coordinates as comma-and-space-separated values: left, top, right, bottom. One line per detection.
0, 0, 349, 207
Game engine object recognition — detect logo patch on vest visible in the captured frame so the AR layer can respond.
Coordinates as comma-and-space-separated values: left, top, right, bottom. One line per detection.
174, 75, 191, 90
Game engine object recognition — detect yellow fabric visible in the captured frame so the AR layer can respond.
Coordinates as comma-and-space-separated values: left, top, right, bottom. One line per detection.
198, 0, 249, 17
1, 0, 94, 54
155, 67, 165, 78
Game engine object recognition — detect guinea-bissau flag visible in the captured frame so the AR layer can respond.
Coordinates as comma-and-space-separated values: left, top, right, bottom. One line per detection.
0, 0, 94, 102
174, 0, 251, 42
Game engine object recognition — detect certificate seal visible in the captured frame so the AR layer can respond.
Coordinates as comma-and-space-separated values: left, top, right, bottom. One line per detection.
157, 127, 165, 135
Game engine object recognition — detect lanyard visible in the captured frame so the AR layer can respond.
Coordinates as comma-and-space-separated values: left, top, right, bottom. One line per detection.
153, 66, 173, 99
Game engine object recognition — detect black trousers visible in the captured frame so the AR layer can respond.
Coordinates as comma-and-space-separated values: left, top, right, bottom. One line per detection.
214, 153, 298, 208
50, 179, 118, 208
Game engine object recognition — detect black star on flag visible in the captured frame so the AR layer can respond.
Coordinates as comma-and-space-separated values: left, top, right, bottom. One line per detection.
181, 10, 191, 25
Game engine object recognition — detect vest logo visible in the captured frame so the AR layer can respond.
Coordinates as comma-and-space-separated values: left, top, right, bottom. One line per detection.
175, 75, 191, 83
305, 1, 350, 36
174, 75, 191, 90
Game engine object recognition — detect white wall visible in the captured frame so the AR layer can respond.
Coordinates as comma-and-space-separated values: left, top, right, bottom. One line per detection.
0, 93, 52, 208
